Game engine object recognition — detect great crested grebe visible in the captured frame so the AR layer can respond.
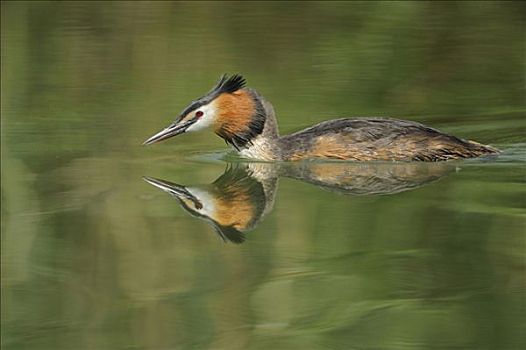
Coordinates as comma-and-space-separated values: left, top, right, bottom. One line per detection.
143, 74, 499, 161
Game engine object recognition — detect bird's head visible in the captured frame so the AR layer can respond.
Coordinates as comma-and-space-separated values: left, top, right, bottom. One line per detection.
143, 74, 266, 150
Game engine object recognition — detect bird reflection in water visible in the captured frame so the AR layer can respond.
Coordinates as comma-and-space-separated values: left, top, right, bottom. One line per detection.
143, 162, 454, 243
144, 165, 276, 244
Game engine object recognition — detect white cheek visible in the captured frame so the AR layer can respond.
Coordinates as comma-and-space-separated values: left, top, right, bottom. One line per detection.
187, 188, 216, 217
186, 104, 217, 132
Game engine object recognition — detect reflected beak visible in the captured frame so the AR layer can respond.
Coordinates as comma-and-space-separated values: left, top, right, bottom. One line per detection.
142, 176, 203, 209
143, 119, 195, 145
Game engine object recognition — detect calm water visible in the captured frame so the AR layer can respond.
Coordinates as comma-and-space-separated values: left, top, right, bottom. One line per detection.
2, 2, 525, 349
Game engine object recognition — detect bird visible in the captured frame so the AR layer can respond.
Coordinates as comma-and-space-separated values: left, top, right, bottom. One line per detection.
143, 74, 499, 161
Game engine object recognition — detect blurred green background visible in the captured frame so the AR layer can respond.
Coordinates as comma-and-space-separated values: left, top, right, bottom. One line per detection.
1, 1, 525, 349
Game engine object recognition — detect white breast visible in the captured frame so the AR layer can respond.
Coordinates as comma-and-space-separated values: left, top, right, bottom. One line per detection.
238, 136, 278, 161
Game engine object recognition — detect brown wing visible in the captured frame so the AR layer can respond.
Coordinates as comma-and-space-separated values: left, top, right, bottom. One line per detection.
280, 118, 498, 161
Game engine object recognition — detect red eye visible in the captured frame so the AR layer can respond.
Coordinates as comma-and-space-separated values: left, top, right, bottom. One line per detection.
195, 111, 204, 118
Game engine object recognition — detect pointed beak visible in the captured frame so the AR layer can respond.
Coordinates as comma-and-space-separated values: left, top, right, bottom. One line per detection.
142, 176, 203, 209
143, 119, 195, 145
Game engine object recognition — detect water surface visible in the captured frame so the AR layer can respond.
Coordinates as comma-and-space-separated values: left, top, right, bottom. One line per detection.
2, 2, 525, 349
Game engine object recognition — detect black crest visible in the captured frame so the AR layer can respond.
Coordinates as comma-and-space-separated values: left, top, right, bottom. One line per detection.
209, 74, 246, 95
176, 74, 247, 121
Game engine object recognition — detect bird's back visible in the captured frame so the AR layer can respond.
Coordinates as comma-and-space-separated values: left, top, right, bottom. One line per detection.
278, 118, 498, 161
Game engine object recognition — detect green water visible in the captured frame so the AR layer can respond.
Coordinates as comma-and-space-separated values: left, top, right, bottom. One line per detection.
1, 2, 525, 349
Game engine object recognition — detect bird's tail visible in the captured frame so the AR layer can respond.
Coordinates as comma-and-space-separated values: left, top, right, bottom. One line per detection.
466, 140, 500, 155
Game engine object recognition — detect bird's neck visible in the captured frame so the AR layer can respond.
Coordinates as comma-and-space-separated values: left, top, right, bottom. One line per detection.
215, 89, 282, 160
237, 93, 283, 161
